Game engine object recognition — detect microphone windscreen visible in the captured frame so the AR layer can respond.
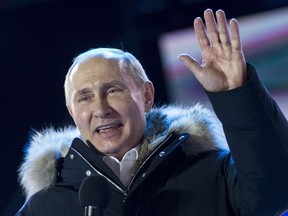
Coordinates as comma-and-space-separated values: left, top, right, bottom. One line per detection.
79, 175, 110, 208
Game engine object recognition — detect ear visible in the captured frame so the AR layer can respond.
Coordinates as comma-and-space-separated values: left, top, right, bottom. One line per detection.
67, 105, 74, 118
143, 81, 155, 112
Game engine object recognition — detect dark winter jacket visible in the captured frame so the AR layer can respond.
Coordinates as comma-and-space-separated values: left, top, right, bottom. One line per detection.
16, 65, 288, 216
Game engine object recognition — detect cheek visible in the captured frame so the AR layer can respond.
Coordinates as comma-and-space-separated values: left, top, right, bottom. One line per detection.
125, 100, 146, 127
72, 107, 91, 130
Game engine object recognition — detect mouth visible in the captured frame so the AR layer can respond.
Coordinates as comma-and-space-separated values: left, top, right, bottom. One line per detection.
95, 122, 124, 133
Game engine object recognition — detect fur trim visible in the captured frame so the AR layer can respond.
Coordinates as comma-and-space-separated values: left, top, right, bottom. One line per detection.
19, 104, 227, 199
136, 103, 228, 170
19, 127, 80, 199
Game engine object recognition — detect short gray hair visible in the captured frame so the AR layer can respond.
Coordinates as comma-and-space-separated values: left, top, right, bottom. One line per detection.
64, 48, 150, 106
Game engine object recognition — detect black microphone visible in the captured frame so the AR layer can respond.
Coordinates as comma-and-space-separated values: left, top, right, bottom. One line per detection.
79, 175, 110, 216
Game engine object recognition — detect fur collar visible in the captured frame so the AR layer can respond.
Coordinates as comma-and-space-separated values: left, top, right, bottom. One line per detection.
19, 104, 228, 199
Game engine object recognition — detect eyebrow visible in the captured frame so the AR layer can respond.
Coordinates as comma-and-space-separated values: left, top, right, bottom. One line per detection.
74, 81, 127, 98
74, 88, 93, 99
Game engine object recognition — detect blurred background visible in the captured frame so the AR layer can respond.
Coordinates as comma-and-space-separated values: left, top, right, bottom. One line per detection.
0, 0, 287, 215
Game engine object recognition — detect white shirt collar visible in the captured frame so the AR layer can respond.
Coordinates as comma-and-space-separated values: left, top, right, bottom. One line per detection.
102, 145, 140, 187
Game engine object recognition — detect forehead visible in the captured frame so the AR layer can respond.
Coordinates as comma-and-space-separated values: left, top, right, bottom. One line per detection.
67, 56, 137, 92
70, 57, 122, 78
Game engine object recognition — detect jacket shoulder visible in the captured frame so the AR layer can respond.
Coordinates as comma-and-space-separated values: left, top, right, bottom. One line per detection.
17, 186, 82, 216
19, 127, 80, 200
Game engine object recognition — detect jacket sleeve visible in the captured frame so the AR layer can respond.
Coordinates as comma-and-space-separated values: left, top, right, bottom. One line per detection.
206, 63, 288, 215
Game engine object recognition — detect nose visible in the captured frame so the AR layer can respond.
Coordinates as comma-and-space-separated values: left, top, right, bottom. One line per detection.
92, 98, 112, 118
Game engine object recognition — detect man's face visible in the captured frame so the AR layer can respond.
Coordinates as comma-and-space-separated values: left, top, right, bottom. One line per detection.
67, 57, 154, 159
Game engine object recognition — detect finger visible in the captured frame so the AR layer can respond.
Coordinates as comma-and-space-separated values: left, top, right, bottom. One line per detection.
203, 9, 220, 47
194, 17, 211, 51
216, 10, 231, 46
177, 54, 202, 76
230, 18, 242, 50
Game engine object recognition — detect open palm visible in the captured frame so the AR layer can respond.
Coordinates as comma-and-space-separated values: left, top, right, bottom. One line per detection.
179, 9, 247, 92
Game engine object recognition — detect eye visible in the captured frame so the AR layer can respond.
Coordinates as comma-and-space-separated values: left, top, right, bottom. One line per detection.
107, 87, 121, 94
78, 94, 93, 103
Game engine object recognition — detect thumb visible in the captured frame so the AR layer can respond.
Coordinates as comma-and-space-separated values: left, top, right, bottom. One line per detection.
177, 54, 202, 76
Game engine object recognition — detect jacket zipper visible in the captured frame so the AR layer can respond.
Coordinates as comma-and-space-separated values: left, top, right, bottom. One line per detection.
72, 132, 179, 202
127, 132, 174, 191
71, 147, 126, 194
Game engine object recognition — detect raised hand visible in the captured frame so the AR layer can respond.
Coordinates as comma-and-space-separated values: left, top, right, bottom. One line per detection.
178, 9, 247, 92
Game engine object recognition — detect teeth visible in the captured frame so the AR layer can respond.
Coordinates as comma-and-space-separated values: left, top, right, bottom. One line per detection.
96, 123, 121, 133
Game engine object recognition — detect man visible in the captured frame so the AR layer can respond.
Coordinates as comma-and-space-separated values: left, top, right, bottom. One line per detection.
17, 9, 288, 215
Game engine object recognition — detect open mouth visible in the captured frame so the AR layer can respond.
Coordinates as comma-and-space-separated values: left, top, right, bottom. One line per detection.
96, 123, 123, 133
